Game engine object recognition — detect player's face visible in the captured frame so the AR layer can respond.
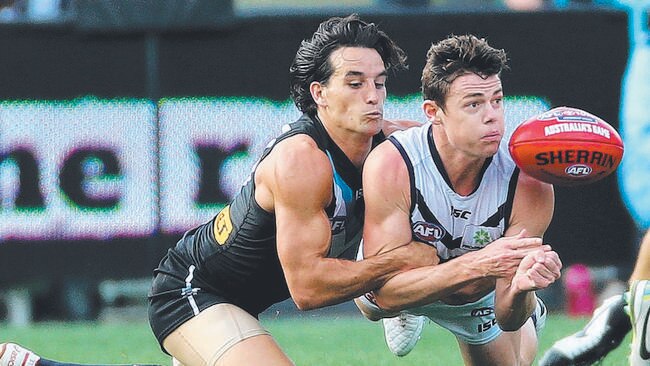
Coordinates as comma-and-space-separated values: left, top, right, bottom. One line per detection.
429, 73, 505, 158
312, 47, 387, 137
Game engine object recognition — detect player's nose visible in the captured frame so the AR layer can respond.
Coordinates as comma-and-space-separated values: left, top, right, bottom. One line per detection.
365, 84, 381, 104
483, 102, 502, 124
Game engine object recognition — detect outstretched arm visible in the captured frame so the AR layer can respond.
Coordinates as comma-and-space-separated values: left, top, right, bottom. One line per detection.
264, 135, 432, 311
494, 171, 561, 331
361, 141, 548, 312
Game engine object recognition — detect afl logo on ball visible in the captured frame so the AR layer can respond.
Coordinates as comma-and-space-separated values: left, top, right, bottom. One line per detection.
565, 164, 593, 177
412, 221, 445, 243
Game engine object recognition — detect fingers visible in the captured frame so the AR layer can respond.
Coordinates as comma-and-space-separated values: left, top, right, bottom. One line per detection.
517, 250, 562, 290
480, 233, 559, 281
516, 228, 529, 238
539, 251, 562, 279
499, 237, 543, 257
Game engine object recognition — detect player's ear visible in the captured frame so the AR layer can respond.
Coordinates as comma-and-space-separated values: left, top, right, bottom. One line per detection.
310, 81, 327, 107
423, 100, 443, 125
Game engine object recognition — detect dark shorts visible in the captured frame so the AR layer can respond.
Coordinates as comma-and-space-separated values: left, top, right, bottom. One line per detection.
148, 270, 228, 352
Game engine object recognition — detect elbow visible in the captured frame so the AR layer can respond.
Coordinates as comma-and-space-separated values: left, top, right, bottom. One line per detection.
374, 296, 402, 314
293, 295, 320, 311
290, 286, 326, 311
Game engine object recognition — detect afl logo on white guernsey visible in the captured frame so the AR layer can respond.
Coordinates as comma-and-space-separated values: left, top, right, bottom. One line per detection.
412, 221, 445, 243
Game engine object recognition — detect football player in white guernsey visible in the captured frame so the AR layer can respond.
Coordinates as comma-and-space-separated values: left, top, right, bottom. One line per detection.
355, 34, 562, 366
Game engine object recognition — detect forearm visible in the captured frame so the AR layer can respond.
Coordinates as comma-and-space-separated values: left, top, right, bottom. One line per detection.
289, 248, 413, 310
494, 278, 536, 331
371, 254, 484, 311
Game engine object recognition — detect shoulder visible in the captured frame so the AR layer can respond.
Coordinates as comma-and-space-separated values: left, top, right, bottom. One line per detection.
367, 139, 404, 170
516, 170, 554, 196
263, 134, 332, 203
364, 140, 410, 191
271, 134, 331, 179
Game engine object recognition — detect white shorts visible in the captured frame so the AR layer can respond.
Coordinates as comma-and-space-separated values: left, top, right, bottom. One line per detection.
356, 289, 502, 345
409, 291, 501, 345
356, 241, 545, 345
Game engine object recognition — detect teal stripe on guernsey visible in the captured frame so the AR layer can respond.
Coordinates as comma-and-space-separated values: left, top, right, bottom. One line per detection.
326, 150, 353, 202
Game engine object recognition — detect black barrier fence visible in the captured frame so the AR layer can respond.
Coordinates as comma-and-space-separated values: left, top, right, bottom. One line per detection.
0, 9, 638, 290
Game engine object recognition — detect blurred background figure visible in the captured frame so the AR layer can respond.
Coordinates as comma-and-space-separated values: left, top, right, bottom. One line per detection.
539, 231, 650, 366
503, 0, 545, 10
0, 0, 68, 22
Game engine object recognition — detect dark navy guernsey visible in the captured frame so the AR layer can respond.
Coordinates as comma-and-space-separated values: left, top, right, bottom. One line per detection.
148, 113, 384, 345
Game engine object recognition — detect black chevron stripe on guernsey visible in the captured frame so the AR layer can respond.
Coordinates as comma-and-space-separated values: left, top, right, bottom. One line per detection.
413, 189, 460, 249
413, 188, 505, 251
481, 203, 506, 228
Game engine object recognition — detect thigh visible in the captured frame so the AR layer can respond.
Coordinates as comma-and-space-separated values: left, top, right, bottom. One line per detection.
163, 303, 293, 366
457, 319, 538, 366
218, 334, 295, 366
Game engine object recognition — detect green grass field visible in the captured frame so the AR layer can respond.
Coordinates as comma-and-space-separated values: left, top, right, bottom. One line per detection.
2, 314, 633, 365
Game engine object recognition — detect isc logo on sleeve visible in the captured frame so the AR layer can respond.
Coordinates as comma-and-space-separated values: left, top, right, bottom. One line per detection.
213, 205, 233, 245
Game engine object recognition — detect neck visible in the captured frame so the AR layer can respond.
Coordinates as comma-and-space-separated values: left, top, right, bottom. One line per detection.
446, 159, 485, 196
432, 129, 486, 196
318, 115, 374, 168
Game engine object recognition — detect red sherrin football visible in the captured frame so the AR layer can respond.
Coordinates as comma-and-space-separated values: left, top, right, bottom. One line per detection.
508, 106, 624, 186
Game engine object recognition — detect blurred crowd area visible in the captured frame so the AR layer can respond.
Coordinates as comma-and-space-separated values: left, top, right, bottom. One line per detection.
0, 0, 624, 23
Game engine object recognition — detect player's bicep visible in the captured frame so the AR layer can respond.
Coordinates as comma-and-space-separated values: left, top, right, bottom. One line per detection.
270, 138, 333, 272
362, 141, 413, 257
506, 170, 555, 238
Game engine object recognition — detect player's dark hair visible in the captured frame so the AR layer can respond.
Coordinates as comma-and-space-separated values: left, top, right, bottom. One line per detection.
289, 14, 408, 115
421, 34, 508, 111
